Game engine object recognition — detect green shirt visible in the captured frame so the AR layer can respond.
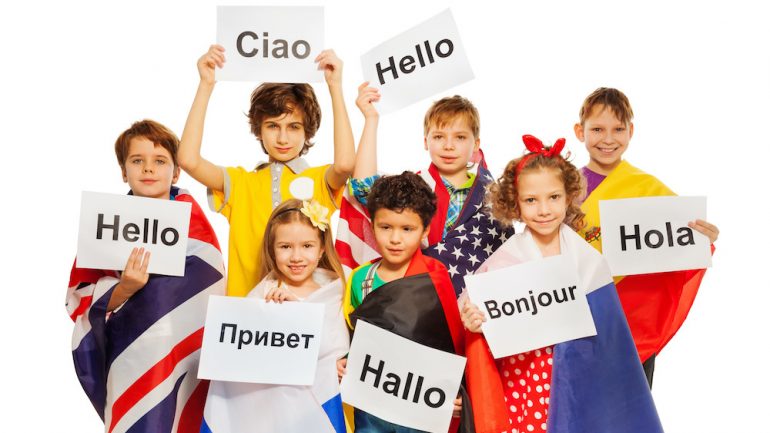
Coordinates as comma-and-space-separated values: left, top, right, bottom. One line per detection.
349, 262, 387, 309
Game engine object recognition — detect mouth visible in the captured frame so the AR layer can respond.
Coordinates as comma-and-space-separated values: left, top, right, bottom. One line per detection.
140, 180, 157, 185
275, 147, 294, 154
386, 248, 404, 255
596, 147, 618, 154
533, 219, 556, 225
439, 156, 458, 164
287, 265, 306, 274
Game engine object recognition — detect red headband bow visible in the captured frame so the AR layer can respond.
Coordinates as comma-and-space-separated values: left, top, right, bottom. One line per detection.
514, 135, 566, 185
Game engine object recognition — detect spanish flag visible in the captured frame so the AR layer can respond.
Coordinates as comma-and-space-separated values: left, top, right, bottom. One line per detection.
579, 160, 712, 363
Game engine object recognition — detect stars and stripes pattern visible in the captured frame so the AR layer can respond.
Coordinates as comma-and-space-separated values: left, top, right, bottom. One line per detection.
66, 188, 225, 433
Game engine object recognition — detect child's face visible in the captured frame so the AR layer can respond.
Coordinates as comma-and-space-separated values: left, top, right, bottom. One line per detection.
373, 208, 429, 270
517, 167, 567, 242
260, 109, 306, 163
574, 104, 634, 174
122, 137, 179, 199
273, 221, 324, 287
424, 117, 480, 178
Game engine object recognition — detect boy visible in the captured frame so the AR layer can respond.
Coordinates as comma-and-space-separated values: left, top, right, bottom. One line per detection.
66, 120, 225, 432
573, 87, 719, 387
342, 172, 466, 432
337, 84, 512, 295
178, 45, 355, 296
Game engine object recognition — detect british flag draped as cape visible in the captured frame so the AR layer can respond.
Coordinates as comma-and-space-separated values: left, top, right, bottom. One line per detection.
66, 187, 225, 433
335, 159, 513, 295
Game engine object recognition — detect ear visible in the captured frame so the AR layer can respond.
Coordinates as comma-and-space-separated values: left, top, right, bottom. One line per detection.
121, 167, 128, 183
172, 165, 181, 184
628, 121, 634, 140
573, 123, 585, 142
422, 225, 431, 243
424, 136, 429, 151
473, 136, 481, 152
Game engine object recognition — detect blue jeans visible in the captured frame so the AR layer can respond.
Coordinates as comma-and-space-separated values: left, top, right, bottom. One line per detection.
353, 408, 428, 433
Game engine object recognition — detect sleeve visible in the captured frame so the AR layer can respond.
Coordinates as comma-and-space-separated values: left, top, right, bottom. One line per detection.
347, 175, 381, 206
207, 166, 243, 219
307, 164, 343, 210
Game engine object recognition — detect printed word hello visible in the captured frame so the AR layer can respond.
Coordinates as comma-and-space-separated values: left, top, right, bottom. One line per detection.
96, 214, 179, 246
376, 39, 454, 85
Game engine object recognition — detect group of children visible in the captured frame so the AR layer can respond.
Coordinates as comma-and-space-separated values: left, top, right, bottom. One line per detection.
66, 44, 719, 433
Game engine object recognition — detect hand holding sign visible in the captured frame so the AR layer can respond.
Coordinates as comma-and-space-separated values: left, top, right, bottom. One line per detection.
197, 45, 225, 85
107, 247, 151, 311
356, 82, 381, 119
459, 297, 486, 333
689, 218, 720, 243
315, 49, 343, 87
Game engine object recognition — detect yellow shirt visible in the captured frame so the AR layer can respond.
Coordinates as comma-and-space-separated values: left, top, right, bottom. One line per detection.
209, 158, 342, 296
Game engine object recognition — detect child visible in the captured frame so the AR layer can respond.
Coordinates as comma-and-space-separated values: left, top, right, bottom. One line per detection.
336, 84, 513, 295
573, 87, 719, 386
341, 172, 466, 432
66, 120, 225, 433
460, 135, 663, 433
178, 44, 355, 297
201, 199, 349, 433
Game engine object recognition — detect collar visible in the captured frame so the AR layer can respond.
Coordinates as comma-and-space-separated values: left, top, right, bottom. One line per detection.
441, 172, 475, 192
282, 157, 310, 174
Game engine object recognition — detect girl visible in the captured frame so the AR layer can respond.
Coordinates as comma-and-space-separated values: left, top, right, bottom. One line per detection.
201, 199, 349, 433
460, 136, 663, 433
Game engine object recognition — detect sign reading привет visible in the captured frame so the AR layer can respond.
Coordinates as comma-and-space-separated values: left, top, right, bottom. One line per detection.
77, 192, 191, 276
340, 321, 466, 433
199, 295, 324, 386
599, 196, 711, 276
216, 6, 324, 83
360, 9, 474, 114
465, 255, 597, 359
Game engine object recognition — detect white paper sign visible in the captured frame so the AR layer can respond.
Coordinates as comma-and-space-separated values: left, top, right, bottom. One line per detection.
465, 255, 597, 359
77, 192, 191, 276
340, 321, 466, 433
216, 6, 324, 83
360, 9, 474, 114
199, 295, 325, 385
599, 196, 711, 276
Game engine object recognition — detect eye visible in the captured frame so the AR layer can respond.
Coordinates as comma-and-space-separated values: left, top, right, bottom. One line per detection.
591, 127, 602, 132
278, 244, 290, 249
457, 135, 466, 141
131, 158, 142, 164
433, 134, 443, 140
156, 159, 166, 165
303, 243, 314, 248
291, 124, 303, 130
524, 197, 535, 203
550, 194, 562, 200
403, 226, 413, 232
615, 127, 625, 132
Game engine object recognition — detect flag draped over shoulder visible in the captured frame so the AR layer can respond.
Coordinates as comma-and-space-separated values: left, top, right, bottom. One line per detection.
465, 226, 663, 433
578, 160, 711, 362
66, 187, 225, 433
200, 269, 349, 433
335, 160, 513, 295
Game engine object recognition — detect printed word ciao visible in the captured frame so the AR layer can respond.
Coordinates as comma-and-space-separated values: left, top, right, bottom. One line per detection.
219, 323, 315, 350
376, 38, 454, 85
620, 222, 695, 251
484, 286, 578, 319
359, 354, 447, 409
96, 214, 179, 246
236, 31, 311, 59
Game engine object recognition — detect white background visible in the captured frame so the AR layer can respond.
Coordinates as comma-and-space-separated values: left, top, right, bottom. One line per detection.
1, 1, 766, 432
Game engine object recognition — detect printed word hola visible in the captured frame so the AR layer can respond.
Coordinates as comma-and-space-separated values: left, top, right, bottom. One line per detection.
376, 39, 454, 85
236, 31, 311, 59
620, 222, 695, 251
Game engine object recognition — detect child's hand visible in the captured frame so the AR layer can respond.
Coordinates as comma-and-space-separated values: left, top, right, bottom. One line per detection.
336, 357, 347, 381
119, 247, 150, 297
197, 45, 225, 85
453, 396, 462, 418
460, 298, 486, 333
688, 219, 719, 244
315, 49, 343, 87
355, 82, 380, 119
264, 285, 299, 303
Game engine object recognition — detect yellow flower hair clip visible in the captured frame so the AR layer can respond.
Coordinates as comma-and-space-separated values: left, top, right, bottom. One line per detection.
300, 200, 330, 232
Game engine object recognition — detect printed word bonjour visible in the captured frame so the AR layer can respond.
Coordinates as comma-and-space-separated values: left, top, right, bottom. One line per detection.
484, 286, 578, 319
96, 214, 179, 246
360, 354, 447, 409
236, 32, 311, 59
219, 323, 315, 350
376, 38, 454, 85
620, 222, 695, 251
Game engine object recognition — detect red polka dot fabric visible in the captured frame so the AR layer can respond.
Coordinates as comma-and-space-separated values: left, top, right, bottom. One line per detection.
497, 346, 554, 433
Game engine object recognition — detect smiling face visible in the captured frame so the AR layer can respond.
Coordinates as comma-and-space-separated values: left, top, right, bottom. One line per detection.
273, 220, 324, 288
516, 167, 567, 247
424, 117, 480, 186
372, 208, 429, 273
122, 136, 180, 199
259, 109, 307, 162
574, 104, 634, 175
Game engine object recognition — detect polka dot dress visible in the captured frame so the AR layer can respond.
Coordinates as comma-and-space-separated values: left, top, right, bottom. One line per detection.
498, 346, 554, 433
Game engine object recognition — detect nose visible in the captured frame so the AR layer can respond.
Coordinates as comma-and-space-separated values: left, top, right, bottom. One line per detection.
389, 230, 403, 245
443, 138, 455, 150
289, 248, 302, 262
537, 200, 550, 216
277, 127, 289, 144
143, 164, 153, 173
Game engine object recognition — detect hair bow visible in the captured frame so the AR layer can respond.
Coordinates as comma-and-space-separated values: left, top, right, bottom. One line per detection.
514, 135, 567, 185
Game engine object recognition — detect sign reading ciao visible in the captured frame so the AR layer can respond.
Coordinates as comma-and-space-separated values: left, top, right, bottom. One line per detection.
340, 321, 466, 433
199, 295, 325, 386
77, 192, 191, 276
599, 196, 712, 276
465, 255, 597, 359
360, 9, 474, 114
217, 6, 324, 83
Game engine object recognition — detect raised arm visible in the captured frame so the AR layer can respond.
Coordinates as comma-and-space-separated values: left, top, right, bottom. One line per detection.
316, 50, 355, 190
353, 82, 381, 179
178, 45, 226, 192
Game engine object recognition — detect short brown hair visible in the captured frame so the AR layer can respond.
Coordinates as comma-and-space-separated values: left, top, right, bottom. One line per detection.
115, 119, 179, 168
423, 95, 480, 139
488, 153, 586, 231
367, 171, 437, 229
248, 83, 322, 156
579, 87, 634, 126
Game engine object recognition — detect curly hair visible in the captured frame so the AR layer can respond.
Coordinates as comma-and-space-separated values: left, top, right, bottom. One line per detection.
247, 83, 322, 156
487, 153, 586, 231
366, 171, 437, 228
